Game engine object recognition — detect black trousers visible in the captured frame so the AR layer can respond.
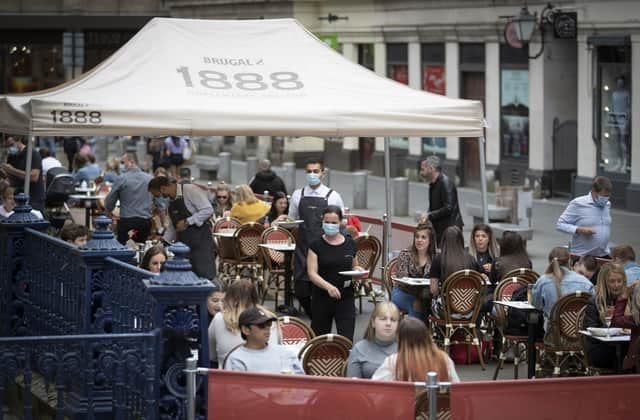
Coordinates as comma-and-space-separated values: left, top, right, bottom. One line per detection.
116, 217, 152, 244
310, 285, 355, 342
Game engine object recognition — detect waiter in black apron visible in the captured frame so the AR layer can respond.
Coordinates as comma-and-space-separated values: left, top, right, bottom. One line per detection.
148, 176, 216, 279
278, 158, 344, 318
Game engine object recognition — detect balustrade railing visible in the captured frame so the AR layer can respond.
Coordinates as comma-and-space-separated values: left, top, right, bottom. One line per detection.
0, 330, 161, 420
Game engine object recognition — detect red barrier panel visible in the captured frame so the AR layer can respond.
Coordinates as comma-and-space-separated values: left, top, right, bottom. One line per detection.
450, 375, 640, 420
208, 370, 416, 420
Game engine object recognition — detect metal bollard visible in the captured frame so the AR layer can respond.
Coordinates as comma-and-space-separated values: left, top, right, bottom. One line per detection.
218, 152, 231, 183
283, 162, 296, 193
246, 156, 258, 182
323, 167, 331, 187
393, 177, 409, 217
185, 356, 198, 420
352, 171, 368, 209
427, 372, 438, 420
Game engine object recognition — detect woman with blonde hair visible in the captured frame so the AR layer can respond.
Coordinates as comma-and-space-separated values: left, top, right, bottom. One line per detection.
531, 247, 594, 331
346, 301, 401, 379
611, 277, 640, 372
230, 184, 270, 224
212, 181, 233, 218
584, 264, 627, 368
208, 279, 280, 365
373, 317, 459, 382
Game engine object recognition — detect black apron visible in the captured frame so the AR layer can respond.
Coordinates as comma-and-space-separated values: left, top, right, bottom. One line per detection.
293, 187, 333, 298
168, 186, 216, 280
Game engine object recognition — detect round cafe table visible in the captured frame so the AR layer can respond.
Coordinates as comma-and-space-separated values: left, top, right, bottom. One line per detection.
69, 194, 106, 227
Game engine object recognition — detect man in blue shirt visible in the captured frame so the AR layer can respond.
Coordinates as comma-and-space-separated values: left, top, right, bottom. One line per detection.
556, 176, 612, 258
612, 245, 640, 285
105, 153, 153, 244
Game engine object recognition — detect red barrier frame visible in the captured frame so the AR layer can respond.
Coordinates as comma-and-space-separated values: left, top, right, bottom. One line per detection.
450, 375, 640, 420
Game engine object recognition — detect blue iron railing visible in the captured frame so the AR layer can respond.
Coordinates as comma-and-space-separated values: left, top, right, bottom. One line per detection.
1, 210, 214, 419
0, 330, 161, 420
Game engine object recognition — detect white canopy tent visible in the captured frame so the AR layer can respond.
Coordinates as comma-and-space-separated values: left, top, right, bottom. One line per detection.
0, 17, 488, 257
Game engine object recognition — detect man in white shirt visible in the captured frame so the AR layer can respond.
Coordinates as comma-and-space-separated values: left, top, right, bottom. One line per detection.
39, 148, 63, 178
276, 158, 344, 318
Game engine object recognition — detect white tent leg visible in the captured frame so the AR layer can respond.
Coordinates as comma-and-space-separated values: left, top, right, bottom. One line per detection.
479, 136, 489, 224
383, 137, 392, 264
23, 135, 35, 198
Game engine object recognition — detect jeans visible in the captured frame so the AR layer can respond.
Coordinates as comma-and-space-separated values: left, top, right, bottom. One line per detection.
392, 287, 424, 320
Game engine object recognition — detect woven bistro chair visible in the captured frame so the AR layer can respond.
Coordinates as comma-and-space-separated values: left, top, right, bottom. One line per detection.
535, 292, 591, 377
428, 269, 487, 370
383, 257, 399, 299
278, 316, 315, 348
492, 276, 534, 380
354, 235, 382, 313
299, 334, 352, 377
213, 216, 241, 285
501, 268, 540, 284
414, 389, 451, 420
259, 226, 295, 307
231, 222, 265, 287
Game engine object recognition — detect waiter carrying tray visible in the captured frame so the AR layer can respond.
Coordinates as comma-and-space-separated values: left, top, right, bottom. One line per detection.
275, 158, 344, 318
148, 176, 216, 280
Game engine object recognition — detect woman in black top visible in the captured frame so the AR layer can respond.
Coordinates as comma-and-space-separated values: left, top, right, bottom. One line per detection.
490, 231, 532, 282
307, 205, 363, 341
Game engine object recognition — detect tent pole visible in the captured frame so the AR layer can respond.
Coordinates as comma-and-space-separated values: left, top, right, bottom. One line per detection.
479, 136, 489, 225
23, 135, 35, 198
383, 137, 392, 264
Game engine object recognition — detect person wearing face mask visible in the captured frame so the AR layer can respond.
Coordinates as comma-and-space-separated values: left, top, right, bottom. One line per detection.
105, 153, 153, 244
148, 175, 215, 280
280, 158, 344, 318
1, 136, 46, 213
557, 176, 612, 258
307, 206, 362, 341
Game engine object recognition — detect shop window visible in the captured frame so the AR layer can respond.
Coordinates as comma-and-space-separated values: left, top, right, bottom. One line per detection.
421, 43, 446, 154
387, 43, 408, 85
500, 44, 529, 159
1, 40, 64, 94
593, 43, 631, 175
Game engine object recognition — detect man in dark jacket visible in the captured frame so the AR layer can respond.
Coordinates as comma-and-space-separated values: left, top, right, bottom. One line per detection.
419, 155, 463, 246
249, 159, 287, 196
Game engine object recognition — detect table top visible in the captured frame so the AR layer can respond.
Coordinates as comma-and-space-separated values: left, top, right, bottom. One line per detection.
493, 300, 536, 310
69, 194, 106, 200
213, 231, 235, 238
75, 187, 94, 193
579, 330, 631, 342
393, 277, 430, 286
259, 243, 296, 252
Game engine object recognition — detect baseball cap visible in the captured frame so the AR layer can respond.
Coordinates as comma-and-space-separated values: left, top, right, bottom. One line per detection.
238, 307, 277, 328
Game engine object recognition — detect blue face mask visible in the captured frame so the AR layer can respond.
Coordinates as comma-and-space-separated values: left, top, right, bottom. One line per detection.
119, 164, 126, 173
322, 222, 340, 236
7, 146, 18, 155
306, 172, 321, 186
154, 196, 170, 209
595, 195, 610, 207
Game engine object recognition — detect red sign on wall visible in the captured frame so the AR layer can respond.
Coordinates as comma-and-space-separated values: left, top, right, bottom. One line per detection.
423, 65, 445, 95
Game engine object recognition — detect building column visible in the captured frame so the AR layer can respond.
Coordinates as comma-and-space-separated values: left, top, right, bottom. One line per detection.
626, 34, 640, 211
485, 41, 500, 170
443, 41, 460, 181
342, 42, 357, 63
407, 42, 423, 179
527, 40, 548, 196
574, 35, 597, 196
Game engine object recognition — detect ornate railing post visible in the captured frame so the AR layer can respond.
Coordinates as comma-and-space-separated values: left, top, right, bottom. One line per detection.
0, 193, 49, 336
79, 216, 135, 334
145, 242, 213, 418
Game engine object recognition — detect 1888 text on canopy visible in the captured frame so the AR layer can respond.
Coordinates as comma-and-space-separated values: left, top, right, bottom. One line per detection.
176, 66, 304, 91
